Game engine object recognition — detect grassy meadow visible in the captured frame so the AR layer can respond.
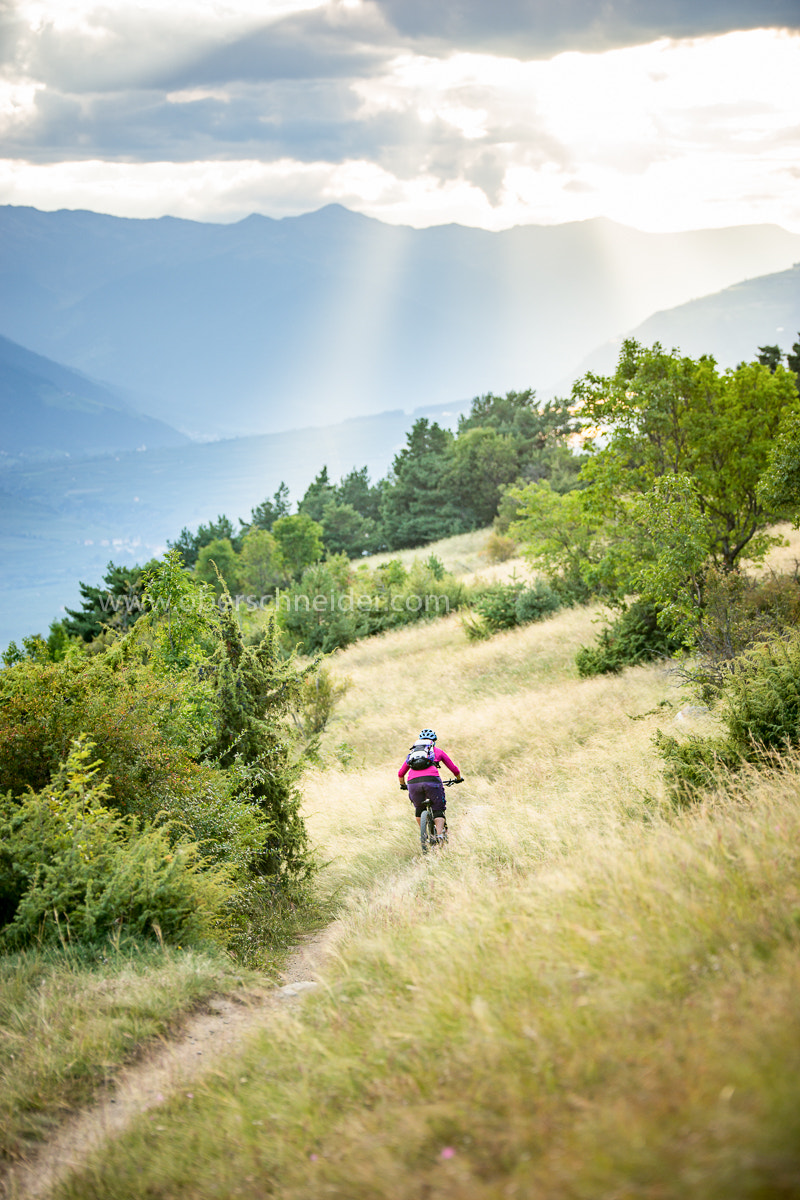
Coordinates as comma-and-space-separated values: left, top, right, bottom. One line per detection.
46, 568, 800, 1199
0, 945, 259, 1164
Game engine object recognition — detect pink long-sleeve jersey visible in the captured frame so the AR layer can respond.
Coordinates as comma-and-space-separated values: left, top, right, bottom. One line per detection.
398, 745, 460, 783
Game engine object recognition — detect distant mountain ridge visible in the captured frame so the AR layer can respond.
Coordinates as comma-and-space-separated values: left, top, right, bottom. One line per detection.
0, 333, 188, 460
576, 264, 800, 378
2, 204, 800, 437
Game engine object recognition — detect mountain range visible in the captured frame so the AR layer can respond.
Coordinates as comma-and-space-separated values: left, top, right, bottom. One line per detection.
3, 203, 800, 439
0, 333, 187, 461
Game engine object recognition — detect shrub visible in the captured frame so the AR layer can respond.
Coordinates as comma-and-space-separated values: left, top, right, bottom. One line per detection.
291, 664, 351, 741
471, 580, 525, 632
463, 578, 562, 640
657, 626, 800, 803
483, 531, 518, 563
576, 599, 683, 677
0, 738, 234, 949
0, 655, 212, 820
461, 610, 492, 641
691, 569, 800, 699
277, 557, 466, 655
515, 581, 561, 624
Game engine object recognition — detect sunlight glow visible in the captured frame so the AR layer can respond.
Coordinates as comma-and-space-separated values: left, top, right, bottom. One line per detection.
0, 81, 44, 135
0, 25, 798, 232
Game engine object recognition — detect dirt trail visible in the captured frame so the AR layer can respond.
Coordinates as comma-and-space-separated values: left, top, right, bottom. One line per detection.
2, 924, 341, 1200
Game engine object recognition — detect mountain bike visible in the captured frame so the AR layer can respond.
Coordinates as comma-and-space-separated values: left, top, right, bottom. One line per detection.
420, 778, 462, 854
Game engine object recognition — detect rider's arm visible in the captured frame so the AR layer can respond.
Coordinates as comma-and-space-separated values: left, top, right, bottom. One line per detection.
435, 748, 462, 778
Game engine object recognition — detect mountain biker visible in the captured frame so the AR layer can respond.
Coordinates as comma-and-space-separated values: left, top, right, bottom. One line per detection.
398, 728, 463, 839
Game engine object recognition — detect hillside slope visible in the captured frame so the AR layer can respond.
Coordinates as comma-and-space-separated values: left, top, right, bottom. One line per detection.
36, 576, 800, 1200
0, 333, 187, 460
577, 262, 800, 376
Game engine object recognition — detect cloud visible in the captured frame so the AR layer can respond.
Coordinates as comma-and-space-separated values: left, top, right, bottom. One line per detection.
374, 0, 800, 56
0, 2, 798, 233
7, 2, 396, 95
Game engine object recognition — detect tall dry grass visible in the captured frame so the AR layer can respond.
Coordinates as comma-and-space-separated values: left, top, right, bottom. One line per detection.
357, 528, 494, 577
51, 556, 800, 1199
0, 945, 255, 1164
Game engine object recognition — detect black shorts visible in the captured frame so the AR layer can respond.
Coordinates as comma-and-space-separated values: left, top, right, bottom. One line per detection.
408, 776, 446, 818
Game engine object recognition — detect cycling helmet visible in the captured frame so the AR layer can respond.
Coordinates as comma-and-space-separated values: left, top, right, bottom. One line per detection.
419, 728, 437, 741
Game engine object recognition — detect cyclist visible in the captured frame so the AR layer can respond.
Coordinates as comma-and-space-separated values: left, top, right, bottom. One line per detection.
399, 728, 462, 840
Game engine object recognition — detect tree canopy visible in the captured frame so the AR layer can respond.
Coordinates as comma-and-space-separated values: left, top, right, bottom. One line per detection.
513, 340, 800, 620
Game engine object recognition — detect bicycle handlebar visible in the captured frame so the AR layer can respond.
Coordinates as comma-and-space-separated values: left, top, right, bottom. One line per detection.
400, 776, 464, 790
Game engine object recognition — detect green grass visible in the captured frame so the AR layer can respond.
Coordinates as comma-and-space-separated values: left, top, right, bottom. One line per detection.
0, 941, 258, 1164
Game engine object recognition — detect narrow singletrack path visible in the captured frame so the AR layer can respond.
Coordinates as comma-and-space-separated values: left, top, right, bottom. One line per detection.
1, 925, 341, 1200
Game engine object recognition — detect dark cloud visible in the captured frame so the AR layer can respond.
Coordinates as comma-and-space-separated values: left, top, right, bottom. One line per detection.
375, 0, 800, 56
2, 79, 374, 162
174, 5, 396, 88
18, 4, 397, 96
3, 67, 569, 212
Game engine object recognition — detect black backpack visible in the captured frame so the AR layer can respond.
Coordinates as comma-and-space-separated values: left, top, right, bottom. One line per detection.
406, 741, 437, 771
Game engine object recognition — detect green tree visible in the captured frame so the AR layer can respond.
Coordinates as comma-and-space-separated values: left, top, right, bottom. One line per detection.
195, 538, 242, 596
321, 501, 380, 558
513, 342, 800, 619
168, 514, 242, 569
631, 474, 713, 644
380, 419, 466, 549
298, 467, 336, 525
336, 466, 383, 524
63, 562, 150, 642
271, 513, 324, 579
573, 341, 797, 571
458, 388, 580, 490
239, 528, 282, 596
205, 606, 313, 878
447, 427, 520, 528
756, 344, 783, 372
248, 482, 291, 532
510, 480, 623, 604
786, 332, 800, 394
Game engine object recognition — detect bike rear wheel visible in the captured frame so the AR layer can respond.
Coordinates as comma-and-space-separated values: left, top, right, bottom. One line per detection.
420, 809, 436, 853
420, 808, 447, 852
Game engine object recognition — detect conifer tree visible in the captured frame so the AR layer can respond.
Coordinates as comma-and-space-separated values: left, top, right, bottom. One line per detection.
207, 603, 314, 878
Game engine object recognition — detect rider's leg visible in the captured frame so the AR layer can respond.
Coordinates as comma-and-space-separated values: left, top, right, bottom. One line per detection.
434, 816, 445, 834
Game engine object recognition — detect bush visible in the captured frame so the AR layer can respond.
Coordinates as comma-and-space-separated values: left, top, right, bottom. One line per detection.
576, 599, 683, 677
515, 581, 562, 624
656, 626, 800, 804
691, 569, 800, 699
483, 531, 518, 563
464, 578, 562, 640
471, 581, 525, 632
0, 739, 235, 949
277, 557, 467, 655
0, 655, 213, 821
291, 665, 351, 741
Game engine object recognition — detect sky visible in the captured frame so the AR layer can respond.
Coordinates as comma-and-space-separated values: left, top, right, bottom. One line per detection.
0, 0, 799, 232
